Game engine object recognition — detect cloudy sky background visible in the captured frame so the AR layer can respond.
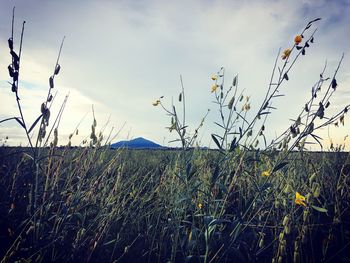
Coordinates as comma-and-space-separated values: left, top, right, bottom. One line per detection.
0, 0, 349, 149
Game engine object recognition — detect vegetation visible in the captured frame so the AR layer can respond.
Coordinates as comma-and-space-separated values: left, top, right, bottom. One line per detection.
1, 9, 350, 263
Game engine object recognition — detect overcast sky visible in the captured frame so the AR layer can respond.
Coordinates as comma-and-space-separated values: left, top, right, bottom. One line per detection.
0, 0, 349, 149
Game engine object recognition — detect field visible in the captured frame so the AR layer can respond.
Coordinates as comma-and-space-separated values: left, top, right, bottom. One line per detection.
0, 147, 350, 262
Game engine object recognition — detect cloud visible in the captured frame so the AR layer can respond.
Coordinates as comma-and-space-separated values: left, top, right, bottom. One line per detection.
0, 0, 349, 148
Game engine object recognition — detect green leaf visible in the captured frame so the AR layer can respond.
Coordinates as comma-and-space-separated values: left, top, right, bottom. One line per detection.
211, 134, 222, 149
208, 218, 231, 227
214, 122, 225, 129
272, 162, 288, 173
229, 137, 237, 152
103, 239, 117, 246
28, 114, 43, 134
15, 117, 25, 129
311, 205, 328, 213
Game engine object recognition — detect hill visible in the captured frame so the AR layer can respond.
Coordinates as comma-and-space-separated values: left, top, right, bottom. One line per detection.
110, 137, 164, 149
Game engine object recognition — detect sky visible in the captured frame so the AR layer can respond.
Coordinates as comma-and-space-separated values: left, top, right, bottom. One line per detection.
0, 0, 349, 149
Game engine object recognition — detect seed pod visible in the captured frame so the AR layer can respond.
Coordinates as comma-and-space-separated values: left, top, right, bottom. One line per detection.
303, 209, 309, 222
8, 38, 13, 50
54, 64, 61, 75
178, 92, 182, 102
282, 199, 287, 207
10, 50, 19, 63
13, 71, 19, 82
259, 237, 264, 248
14, 60, 19, 71
53, 128, 58, 147
313, 184, 320, 198
49, 76, 54, 89
228, 96, 235, 110
8, 65, 14, 77
274, 200, 280, 208
43, 109, 50, 126
232, 75, 237, 86
306, 193, 312, 203
280, 244, 286, 256
279, 232, 284, 242
283, 184, 292, 194
247, 129, 252, 137
282, 215, 289, 226
48, 94, 53, 102
294, 241, 299, 251
40, 127, 46, 140
254, 140, 259, 147
331, 78, 337, 90
284, 224, 290, 234
41, 103, 46, 114
302, 234, 307, 244
308, 173, 316, 185
11, 83, 17, 93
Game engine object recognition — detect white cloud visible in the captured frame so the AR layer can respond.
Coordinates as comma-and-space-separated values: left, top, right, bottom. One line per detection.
0, 0, 349, 149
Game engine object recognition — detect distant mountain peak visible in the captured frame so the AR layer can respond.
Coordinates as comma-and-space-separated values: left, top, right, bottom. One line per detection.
111, 137, 163, 149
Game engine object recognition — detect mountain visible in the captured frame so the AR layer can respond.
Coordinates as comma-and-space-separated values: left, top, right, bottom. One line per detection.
110, 137, 164, 149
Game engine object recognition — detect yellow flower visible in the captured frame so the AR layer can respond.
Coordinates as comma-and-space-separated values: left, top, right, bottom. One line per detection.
211, 84, 218, 93
281, 48, 291, 60
211, 74, 218, 81
198, 203, 203, 209
295, 192, 306, 207
261, 170, 270, 177
294, 35, 302, 45
152, 99, 160, 106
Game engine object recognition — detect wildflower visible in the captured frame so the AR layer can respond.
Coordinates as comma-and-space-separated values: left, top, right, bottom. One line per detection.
152, 99, 161, 106
211, 84, 218, 93
211, 74, 217, 81
197, 203, 203, 209
281, 48, 291, 60
244, 103, 251, 111
261, 170, 270, 177
295, 192, 306, 207
294, 35, 302, 45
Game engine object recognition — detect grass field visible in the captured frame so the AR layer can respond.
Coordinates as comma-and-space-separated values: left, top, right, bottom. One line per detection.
1, 147, 350, 262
